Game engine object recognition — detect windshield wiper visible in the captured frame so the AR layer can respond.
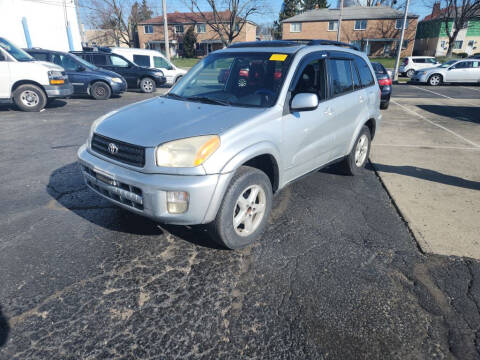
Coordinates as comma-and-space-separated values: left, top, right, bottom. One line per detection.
185, 96, 231, 106
165, 93, 185, 100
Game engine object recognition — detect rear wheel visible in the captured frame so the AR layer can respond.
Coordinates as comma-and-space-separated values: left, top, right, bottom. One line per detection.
140, 77, 156, 93
340, 126, 371, 176
209, 166, 272, 249
13, 84, 47, 112
428, 74, 442, 86
90, 82, 111, 100
406, 69, 415, 78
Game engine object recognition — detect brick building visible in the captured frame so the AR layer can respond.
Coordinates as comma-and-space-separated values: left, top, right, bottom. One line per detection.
282, 6, 419, 57
138, 11, 256, 57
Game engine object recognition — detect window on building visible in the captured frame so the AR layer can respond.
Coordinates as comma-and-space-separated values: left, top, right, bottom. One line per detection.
354, 56, 375, 88
468, 40, 475, 47
395, 19, 409, 30
144, 25, 153, 34
133, 54, 150, 67
328, 59, 354, 96
197, 24, 206, 33
175, 25, 184, 33
290, 23, 302, 33
402, 40, 409, 49
328, 21, 338, 31
440, 40, 447, 49
354, 20, 367, 30
235, 23, 240, 31
453, 40, 463, 49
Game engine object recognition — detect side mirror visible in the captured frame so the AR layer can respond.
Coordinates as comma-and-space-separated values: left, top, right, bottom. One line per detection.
290, 93, 319, 112
77, 66, 86, 72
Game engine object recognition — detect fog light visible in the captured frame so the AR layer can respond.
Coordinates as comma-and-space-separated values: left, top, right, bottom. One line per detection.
167, 191, 189, 214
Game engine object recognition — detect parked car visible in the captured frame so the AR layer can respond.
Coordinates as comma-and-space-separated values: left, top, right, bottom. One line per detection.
25, 48, 126, 100
410, 59, 480, 86
469, 53, 480, 59
371, 62, 392, 110
399, 56, 440, 78
77, 40, 381, 249
71, 50, 166, 93
0, 37, 73, 112
110, 47, 186, 86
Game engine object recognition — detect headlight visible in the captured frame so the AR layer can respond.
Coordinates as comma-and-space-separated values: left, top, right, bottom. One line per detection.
154, 71, 164, 77
156, 135, 220, 167
111, 77, 123, 83
48, 70, 65, 85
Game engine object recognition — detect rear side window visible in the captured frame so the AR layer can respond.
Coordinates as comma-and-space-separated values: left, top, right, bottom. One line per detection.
413, 58, 425, 63
133, 54, 150, 67
30, 52, 49, 61
354, 56, 375, 87
371, 63, 386, 74
91, 54, 107, 65
328, 59, 353, 96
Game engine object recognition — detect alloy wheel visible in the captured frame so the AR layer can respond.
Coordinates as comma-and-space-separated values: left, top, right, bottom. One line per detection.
354, 134, 369, 167
233, 185, 266, 237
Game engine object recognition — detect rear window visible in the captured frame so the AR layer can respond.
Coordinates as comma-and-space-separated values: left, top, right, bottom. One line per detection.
133, 54, 150, 67
371, 63, 386, 74
354, 56, 375, 87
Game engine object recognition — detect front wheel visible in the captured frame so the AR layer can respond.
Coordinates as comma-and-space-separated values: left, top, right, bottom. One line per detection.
140, 77, 156, 93
340, 125, 371, 176
209, 166, 273, 249
13, 84, 47, 112
428, 74, 442, 86
91, 82, 111, 100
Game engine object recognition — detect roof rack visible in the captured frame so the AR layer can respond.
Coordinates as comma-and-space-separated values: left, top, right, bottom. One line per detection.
290, 39, 359, 51
227, 39, 359, 51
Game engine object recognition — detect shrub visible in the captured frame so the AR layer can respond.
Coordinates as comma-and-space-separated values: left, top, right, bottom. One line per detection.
183, 26, 197, 58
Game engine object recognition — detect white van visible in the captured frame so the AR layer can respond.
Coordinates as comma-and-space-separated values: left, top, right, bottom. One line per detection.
0, 37, 73, 112
110, 48, 186, 86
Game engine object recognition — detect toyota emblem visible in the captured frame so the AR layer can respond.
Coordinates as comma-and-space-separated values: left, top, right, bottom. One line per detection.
108, 143, 118, 154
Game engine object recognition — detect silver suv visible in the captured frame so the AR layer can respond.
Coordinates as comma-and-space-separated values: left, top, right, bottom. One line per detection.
78, 40, 381, 249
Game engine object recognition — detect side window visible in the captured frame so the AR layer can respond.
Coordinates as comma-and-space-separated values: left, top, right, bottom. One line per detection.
293, 59, 327, 101
354, 56, 375, 87
53, 54, 78, 71
328, 59, 354, 97
454, 61, 471, 69
133, 54, 150, 67
110, 55, 130, 67
352, 61, 362, 90
91, 54, 107, 66
153, 56, 170, 68
31, 52, 49, 61
413, 58, 425, 63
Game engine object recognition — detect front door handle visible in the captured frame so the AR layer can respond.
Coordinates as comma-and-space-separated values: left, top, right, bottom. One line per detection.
324, 107, 333, 116
359, 95, 365, 103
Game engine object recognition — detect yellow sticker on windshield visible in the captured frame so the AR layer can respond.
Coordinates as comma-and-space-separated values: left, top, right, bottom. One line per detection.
270, 54, 288, 61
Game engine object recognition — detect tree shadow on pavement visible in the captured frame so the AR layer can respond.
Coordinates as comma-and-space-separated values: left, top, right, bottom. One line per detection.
46, 162, 222, 249
0, 305, 9, 348
373, 163, 480, 191
416, 105, 480, 125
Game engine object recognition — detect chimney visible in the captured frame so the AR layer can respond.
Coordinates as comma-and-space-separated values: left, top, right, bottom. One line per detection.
432, 2, 441, 18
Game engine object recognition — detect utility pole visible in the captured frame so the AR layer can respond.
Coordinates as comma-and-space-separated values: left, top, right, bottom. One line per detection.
162, 0, 170, 60
336, 0, 344, 42
393, 0, 410, 82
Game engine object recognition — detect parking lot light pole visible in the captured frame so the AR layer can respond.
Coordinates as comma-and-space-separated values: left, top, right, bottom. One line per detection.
337, 0, 344, 42
393, 0, 410, 82
162, 0, 170, 60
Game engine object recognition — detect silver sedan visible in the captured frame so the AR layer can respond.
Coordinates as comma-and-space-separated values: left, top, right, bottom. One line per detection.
410, 59, 480, 86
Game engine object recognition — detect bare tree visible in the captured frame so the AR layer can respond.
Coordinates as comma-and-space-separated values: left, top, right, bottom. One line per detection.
432, 0, 480, 56
183, 0, 264, 46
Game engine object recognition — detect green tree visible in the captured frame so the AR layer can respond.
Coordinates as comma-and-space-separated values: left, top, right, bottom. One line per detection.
275, 0, 301, 38
140, 0, 153, 21
302, 0, 328, 11
183, 26, 197, 58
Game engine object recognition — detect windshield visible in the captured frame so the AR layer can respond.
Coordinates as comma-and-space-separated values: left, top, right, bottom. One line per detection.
168, 52, 292, 108
0, 37, 34, 61
440, 60, 458, 68
70, 53, 97, 70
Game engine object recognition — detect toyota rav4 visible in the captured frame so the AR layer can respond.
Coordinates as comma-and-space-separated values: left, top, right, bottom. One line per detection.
78, 40, 381, 249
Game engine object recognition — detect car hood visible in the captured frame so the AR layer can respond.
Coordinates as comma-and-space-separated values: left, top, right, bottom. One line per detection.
421, 66, 445, 73
94, 68, 122, 78
94, 97, 266, 147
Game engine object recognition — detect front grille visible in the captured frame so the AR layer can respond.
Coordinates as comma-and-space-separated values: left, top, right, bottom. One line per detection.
91, 133, 145, 167
82, 166, 144, 210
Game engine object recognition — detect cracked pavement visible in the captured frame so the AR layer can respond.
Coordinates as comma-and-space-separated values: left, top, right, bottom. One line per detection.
1, 93, 479, 359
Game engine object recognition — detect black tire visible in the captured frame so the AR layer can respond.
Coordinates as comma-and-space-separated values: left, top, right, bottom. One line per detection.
208, 166, 273, 250
380, 101, 389, 110
339, 125, 371, 176
13, 84, 47, 112
90, 82, 111, 100
140, 77, 156, 93
406, 69, 415, 78
428, 74, 442, 86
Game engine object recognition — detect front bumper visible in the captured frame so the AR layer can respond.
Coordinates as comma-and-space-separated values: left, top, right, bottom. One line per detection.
77, 144, 231, 225
45, 83, 74, 98
410, 73, 429, 83
111, 81, 127, 94
153, 76, 166, 86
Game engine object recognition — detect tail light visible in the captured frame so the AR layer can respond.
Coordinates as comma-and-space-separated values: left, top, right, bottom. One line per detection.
378, 78, 392, 86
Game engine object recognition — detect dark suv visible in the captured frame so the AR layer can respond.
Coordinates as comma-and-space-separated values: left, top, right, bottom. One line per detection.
25, 48, 127, 100
71, 50, 166, 93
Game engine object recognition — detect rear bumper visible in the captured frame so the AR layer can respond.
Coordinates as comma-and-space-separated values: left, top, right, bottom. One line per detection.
45, 83, 74, 98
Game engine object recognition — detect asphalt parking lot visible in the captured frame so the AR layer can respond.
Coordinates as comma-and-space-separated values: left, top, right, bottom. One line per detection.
1, 88, 480, 359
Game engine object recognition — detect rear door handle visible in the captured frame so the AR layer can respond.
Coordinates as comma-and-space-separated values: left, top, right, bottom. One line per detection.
359, 96, 365, 103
